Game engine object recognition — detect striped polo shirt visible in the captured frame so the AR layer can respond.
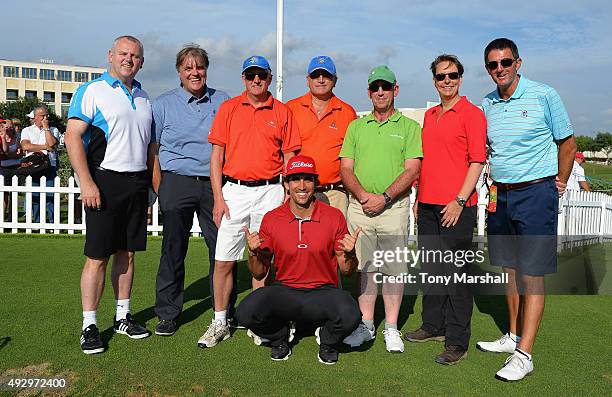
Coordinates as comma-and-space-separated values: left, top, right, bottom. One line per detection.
68, 72, 153, 172
482, 76, 573, 183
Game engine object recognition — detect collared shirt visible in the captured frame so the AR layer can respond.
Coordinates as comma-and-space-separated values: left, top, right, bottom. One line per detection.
259, 200, 349, 289
208, 91, 301, 180
418, 96, 487, 207
482, 76, 574, 183
339, 110, 422, 194
153, 86, 229, 176
566, 161, 586, 191
286, 93, 357, 185
20, 124, 61, 167
68, 71, 153, 172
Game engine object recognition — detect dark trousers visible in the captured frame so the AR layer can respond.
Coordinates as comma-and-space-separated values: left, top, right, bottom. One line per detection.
236, 283, 361, 346
155, 172, 237, 321
418, 203, 476, 349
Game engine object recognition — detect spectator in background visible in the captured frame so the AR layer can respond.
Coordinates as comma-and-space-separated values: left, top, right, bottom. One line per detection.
10, 118, 23, 142
20, 105, 60, 223
0, 119, 22, 216
566, 152, 590, 192
1, 119, 23, 174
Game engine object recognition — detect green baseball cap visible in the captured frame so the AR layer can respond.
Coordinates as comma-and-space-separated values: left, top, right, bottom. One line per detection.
367, 65, 396, 85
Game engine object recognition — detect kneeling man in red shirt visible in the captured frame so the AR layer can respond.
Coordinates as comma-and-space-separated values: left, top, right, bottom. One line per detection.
235, 155, 361, 364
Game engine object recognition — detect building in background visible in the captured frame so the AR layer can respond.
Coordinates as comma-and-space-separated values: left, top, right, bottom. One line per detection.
0, 59, 106, 117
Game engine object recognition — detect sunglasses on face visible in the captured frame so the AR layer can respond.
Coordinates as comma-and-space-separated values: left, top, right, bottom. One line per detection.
287, 175, 315, 183
434, 72, 460, 81
244, 71, 269, 81
485, 58, 515, 70
308, 70, 334, 80
368, 81, 394, 92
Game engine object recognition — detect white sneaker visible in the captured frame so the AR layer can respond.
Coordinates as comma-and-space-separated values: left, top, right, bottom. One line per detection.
476, 333, 517, 353
343, 322, 375, 347
495, 352, 534, 381
246, 329, 270, 346
383, 328, 404, 353
197, 320, 230, 348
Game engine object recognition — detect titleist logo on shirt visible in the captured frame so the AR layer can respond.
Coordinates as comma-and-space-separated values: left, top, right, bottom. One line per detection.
289, 161, 314, 170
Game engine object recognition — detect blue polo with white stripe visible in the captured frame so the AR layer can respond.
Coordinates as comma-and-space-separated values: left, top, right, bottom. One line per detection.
68, 72, 153, 172
482, 76, 573, 183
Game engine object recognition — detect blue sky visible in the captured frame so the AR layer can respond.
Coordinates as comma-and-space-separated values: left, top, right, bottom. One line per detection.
2, 0, 610, 135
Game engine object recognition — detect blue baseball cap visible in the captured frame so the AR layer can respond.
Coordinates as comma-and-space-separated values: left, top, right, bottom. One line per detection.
242, 55, 271, 73
307, 55, 336, 76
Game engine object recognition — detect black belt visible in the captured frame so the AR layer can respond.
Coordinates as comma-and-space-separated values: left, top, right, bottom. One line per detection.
164, 171, 210, 181
224, 175, 280, 187
494, 176, 555, 191
95, 166, 147, 177
315, 183, 346, 194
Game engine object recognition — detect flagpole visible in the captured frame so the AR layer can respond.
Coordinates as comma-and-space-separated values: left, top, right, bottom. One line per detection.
276, 0, 284, 101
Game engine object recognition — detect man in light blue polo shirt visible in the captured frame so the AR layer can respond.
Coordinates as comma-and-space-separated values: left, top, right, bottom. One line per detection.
151, 44, 234, 337
476, 38, 577, 382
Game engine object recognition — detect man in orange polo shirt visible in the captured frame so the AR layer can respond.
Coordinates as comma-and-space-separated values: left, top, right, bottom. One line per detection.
286, 56, 357, 215
198, 55, 301, 348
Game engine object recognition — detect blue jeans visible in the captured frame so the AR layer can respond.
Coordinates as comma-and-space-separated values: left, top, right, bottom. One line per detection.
30, 167, 57, 223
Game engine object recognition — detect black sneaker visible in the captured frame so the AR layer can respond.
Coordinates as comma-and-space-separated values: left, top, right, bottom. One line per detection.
318, 344, 338, 365
155, 319, 178, 336
270, 341, 292, 361
113, 313, 151, 339
80, 325, 104, 354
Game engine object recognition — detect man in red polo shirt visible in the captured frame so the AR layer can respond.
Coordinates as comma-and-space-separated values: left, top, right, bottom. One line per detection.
286, 56, 357, 214
199, 55, 301, 348
404, 54, 486, 365
235, 155, 361, 364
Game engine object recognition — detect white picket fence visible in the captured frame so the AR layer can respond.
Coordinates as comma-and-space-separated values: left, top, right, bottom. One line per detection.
1, 175, 611, 237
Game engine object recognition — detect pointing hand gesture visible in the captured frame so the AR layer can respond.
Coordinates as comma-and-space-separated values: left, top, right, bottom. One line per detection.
337, 227, 362, 253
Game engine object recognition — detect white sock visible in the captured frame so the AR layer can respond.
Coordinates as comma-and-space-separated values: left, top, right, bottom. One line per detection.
509, 331, 521, 342
116, 299, 130, 321
214, 310, 227, 325
384, 322, 397, 330
516, 348, 532, 361
83, 311, 97, 330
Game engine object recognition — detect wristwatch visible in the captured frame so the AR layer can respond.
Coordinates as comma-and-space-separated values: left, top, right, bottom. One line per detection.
455, 196, 467, 207
382, 192, 392, 205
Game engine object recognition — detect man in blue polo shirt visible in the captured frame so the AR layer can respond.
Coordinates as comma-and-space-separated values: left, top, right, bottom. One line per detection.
65, 35, 154, 354
476, 38, 577, 381
151, 44, 234, 336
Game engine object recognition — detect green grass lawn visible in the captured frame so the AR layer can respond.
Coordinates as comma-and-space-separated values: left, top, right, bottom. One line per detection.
1, 234, 611, 396
584, 163, 612, 192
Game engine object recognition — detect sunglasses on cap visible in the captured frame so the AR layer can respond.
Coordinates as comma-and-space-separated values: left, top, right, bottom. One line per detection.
308, 69, 334, 80
368, 81, 394, 92
244, 71, 269, 81
486, 58, 515, 70
434, 72, 460, 81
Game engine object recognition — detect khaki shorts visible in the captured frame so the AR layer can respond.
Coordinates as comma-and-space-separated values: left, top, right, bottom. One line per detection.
314, 189, 348, 216
346, 195, 409, 275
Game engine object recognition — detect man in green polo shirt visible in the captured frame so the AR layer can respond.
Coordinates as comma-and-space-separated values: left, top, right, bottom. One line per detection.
339, 65, 422, 353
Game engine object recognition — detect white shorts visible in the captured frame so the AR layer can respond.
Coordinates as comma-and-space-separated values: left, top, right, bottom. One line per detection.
215, 182, 284, 261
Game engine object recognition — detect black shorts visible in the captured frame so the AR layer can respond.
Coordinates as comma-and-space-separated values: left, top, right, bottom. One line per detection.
84, 168, 150, 259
